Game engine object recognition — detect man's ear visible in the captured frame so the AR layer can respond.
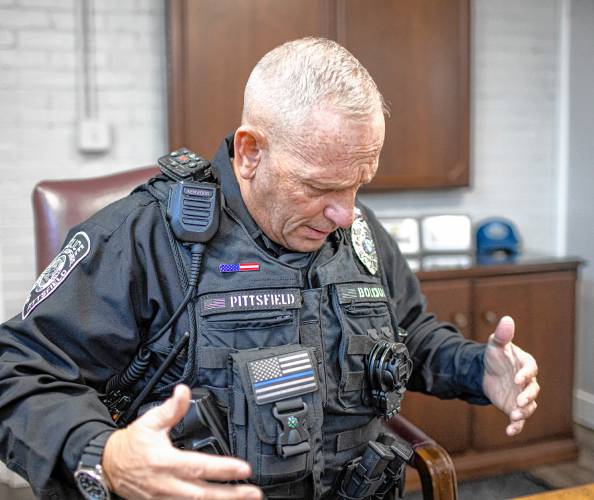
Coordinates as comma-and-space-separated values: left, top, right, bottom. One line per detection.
233, 126, 267, 180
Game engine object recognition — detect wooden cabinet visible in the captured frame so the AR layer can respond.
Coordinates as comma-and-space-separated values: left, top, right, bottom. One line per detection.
338, 0, 470, 189
400, 279, 472, 453
168, 0, 333, 158
167, 0, 470, 190
471, 272, 576, 450
403, 258, 581, 482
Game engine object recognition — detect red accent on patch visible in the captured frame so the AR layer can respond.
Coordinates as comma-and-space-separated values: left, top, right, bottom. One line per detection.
239, 262, 260, 272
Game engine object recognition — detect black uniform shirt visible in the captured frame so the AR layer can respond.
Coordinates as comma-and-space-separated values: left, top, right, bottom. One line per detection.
0, 136, 488, 498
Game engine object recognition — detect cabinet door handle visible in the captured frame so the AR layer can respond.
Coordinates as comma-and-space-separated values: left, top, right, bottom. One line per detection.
483, 310, 498, 325
452, 312, 468, 329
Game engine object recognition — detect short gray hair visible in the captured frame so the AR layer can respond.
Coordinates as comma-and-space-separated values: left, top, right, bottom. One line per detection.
242, 37, 388, 145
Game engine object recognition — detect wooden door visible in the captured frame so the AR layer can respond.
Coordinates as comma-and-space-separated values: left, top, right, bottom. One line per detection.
471, 272, 576, 449
401, 278, 472, 453
168, 0, 333, 157
338, 0, 470, 189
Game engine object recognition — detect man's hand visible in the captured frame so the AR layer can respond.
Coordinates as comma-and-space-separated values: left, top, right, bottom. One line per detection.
482, 316, 540, 437
102, 384, 262, 499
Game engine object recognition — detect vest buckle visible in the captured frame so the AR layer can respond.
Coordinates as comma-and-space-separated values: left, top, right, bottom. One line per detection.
272, 398, 311, 458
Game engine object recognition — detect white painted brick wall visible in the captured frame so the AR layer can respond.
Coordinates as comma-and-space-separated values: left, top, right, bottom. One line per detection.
362, 0, 562, 258
0, 0, 167, 322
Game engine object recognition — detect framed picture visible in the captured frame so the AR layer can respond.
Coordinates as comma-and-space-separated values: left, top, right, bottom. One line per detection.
380, 217, 421, 255
421, 254, 472, 270
420, 215, 472, 253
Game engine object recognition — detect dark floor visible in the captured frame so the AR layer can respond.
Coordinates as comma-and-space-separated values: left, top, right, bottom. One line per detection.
404, 471, 551, 500
0, 473, 554, 500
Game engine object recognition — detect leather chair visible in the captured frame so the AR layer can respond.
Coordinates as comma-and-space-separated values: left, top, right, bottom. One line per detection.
32, 166, 159, 274
32, 167, 458, 500
386, 415, 458, 499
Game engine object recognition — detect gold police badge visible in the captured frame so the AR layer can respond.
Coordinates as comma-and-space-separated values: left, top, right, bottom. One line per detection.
351, 209, 378, 275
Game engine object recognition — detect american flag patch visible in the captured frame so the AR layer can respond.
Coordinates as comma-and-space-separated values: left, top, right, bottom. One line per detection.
248, 350, 318, 405
219, 262, 260, 273
339, 288, 358, 301
203, 297, 226, 311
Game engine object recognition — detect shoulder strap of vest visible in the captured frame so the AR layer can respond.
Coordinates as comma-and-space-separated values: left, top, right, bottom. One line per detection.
139, 169, 219, 206
132, 174, 195, 330
130, 173, 173, 205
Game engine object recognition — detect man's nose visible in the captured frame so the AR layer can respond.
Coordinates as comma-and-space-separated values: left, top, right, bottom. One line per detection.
324, 201, 356, 229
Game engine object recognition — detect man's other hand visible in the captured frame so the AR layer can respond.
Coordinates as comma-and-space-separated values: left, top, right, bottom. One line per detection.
102, 384, 262, 499
482, 316, 540, 437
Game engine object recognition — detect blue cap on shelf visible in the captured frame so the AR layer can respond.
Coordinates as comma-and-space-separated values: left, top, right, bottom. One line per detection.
476, 218, 520, 255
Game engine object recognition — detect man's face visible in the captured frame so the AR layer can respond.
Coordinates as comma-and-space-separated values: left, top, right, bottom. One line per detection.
242, 110, 385, 253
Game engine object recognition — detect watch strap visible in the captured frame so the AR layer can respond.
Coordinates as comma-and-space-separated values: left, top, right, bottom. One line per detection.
80, 430, 113, 468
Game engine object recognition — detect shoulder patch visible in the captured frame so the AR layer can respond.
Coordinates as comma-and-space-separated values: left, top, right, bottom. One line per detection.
22, 231, 91, 319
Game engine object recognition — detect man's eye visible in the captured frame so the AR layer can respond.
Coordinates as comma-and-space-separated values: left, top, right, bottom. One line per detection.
306, 186, 327, 196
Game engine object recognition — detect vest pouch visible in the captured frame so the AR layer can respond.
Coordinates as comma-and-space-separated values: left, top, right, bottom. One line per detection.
199, 289, 301, 350
332, 283, 396, 412
229, 345, 323, 487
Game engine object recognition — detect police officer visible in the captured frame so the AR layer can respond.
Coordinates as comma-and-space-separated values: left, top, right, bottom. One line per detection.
0, 38, 539, 499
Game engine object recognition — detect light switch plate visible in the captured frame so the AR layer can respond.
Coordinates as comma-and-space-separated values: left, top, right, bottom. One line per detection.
78, 118, 111, 153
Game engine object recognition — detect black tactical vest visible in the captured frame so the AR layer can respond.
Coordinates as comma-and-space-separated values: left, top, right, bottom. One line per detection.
141, 180, 401, 499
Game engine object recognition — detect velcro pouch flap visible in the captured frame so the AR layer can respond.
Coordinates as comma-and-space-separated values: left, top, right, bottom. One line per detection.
231, 345, 322, 444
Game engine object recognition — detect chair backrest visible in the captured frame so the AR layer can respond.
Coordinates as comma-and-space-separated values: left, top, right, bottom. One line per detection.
32, 166, 159, 274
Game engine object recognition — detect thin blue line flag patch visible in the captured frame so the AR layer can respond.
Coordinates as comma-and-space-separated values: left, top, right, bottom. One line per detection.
247, 350, 318, 405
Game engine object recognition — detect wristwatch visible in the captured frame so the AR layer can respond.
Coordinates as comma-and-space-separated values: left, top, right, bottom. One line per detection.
74, 431, 113, 500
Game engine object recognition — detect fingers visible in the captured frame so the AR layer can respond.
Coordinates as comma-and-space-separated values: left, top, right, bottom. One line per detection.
507, 385, 539, 437
103, 385, 259, 499
490, 315, 515, 347
514, 351, 539, 385
510, 401, 537, 421
517, 378, 540, 407
103, 429, 256, 499
167, 478, 262, 500
141, 384, 191, 431
163, 448, 253, 482
506, 419, 525, 436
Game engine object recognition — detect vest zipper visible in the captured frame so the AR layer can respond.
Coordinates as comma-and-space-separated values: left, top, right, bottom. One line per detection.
304, 247, 322, 289
274, 313, 292, 323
